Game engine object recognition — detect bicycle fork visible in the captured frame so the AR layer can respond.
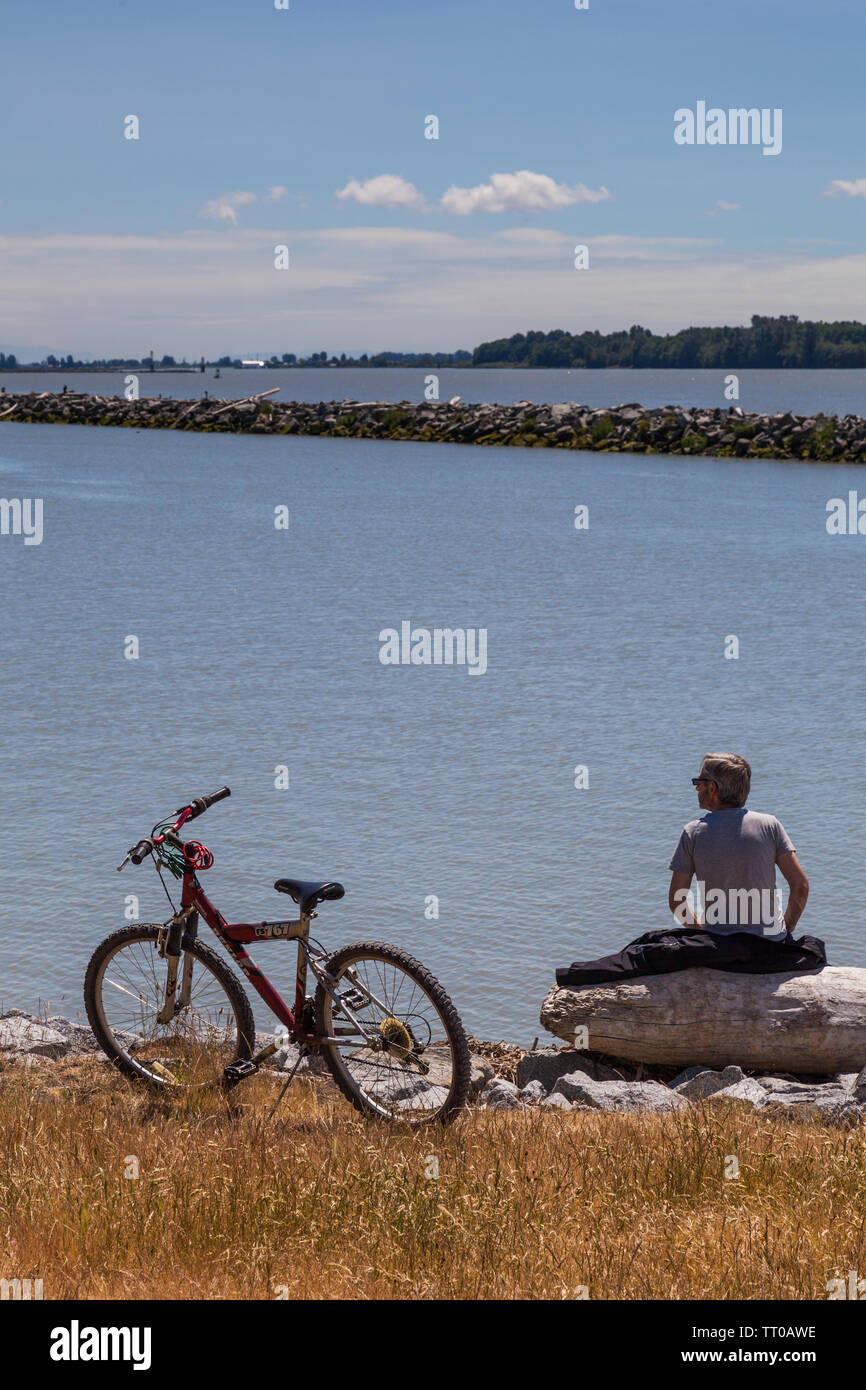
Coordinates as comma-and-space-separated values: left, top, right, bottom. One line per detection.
156, 907, 197, 1024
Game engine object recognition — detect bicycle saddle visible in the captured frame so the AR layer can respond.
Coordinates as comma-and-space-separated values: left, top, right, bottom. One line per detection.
274, 878, 345, 914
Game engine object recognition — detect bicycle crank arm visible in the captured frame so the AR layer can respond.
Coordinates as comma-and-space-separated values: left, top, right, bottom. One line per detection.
324, 991, 379, 1047
338, 967, 393, 1018
310, 963, 380, 1047
328, 969, 428, 1065
318, 967, 428, 1062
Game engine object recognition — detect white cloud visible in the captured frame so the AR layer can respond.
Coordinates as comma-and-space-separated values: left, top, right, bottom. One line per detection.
332, 170, 611, 216
823, 179, 866, 198
705, 199, 741, 216
336, 174, 428, 210
440, 171, 611, 215
197, 186, 295, 224
198, 191, 258, 225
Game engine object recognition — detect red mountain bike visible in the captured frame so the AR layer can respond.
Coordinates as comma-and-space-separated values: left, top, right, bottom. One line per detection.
84, 788, 471, 1124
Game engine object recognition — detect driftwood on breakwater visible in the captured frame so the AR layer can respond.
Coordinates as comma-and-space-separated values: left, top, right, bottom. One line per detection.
1, 389, 866, 461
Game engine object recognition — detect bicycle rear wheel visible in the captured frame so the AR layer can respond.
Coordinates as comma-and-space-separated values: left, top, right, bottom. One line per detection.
84, 924, 255, 1090
315, 941, 471, 1124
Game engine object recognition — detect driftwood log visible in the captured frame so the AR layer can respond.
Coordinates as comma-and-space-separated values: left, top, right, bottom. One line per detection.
540, 967, 866, 1073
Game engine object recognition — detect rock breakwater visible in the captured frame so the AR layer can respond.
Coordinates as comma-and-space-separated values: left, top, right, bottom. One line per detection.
2, 389, 866, 461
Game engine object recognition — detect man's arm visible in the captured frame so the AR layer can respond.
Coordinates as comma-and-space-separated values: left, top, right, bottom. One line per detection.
777, 850, 809, 933
669, 870, 701, 926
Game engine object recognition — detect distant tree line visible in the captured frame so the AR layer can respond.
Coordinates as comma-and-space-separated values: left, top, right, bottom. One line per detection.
0, 353, 184, 370
9, 318, 866, 370
244, 350, 474, 368
471, 317, 866, 369
0, 349, 474, 370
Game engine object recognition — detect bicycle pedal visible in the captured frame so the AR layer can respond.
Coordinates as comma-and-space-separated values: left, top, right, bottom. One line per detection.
223, 1059, 259, 1083
338, 988, 369, 1013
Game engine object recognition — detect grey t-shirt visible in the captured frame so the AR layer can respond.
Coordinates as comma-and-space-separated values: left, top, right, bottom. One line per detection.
669, 808, 795, 940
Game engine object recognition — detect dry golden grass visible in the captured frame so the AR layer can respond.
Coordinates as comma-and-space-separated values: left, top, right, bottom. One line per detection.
1, 1054, 864, 1300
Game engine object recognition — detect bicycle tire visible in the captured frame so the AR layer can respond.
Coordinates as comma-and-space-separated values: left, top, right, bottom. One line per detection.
84, 923, 256, 1090
315, 940, 471, 1124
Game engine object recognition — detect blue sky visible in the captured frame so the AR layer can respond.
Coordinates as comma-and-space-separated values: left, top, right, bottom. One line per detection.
2, 0, 864, 356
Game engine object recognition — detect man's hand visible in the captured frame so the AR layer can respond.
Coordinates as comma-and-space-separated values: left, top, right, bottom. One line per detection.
777, 850, 809, 933
669, 870, 701, 927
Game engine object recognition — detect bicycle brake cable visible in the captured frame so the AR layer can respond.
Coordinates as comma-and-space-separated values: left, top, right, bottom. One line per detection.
154, 857, 179, 916
150, 814, 188, 880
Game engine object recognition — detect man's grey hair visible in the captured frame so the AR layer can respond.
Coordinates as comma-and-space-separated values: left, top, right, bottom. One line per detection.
701, 752, 751, 808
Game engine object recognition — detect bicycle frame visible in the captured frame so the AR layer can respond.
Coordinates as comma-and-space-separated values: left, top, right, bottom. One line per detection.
177, 869, 334, 1045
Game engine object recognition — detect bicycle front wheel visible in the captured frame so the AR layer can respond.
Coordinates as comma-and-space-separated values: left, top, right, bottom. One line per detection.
84, 924, 255, 1090
315, 941, 471, 1124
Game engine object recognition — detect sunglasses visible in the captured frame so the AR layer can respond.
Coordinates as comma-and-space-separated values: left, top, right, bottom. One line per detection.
691, 776, 716, 786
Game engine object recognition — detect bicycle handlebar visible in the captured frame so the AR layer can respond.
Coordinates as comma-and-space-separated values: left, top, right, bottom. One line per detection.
179, 786, 231, 821
119, 788, 231, 872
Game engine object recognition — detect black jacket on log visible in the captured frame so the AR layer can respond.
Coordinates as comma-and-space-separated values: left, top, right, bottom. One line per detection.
555, 927, 827, 988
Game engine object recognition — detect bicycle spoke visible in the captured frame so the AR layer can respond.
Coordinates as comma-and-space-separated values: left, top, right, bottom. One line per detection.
94, 936, 243, 1087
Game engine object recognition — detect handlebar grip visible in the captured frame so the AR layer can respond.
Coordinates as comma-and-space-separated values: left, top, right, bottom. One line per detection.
130, 838, 154, 865
203, 785, 231, 809
185, 786, 231, 821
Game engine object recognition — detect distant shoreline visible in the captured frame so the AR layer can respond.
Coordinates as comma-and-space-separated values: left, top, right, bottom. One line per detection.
5, 364, 866, 373
5, 315, 866, 372
1, 389, 863, 462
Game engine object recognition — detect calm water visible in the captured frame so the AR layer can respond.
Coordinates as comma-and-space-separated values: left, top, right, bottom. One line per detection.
1, 411, 865, 1044
4, 366, 866, 417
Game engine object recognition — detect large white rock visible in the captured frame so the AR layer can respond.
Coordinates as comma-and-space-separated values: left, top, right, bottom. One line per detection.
708, 1078, 769, 1108
674, 1065, 744, 1100
0, 1014, 69, 1058
540, 966, 866, 1073
551, 1074, 686, 1112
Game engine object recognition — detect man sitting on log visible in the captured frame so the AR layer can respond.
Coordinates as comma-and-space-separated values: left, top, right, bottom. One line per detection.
557, 752, 826, 987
